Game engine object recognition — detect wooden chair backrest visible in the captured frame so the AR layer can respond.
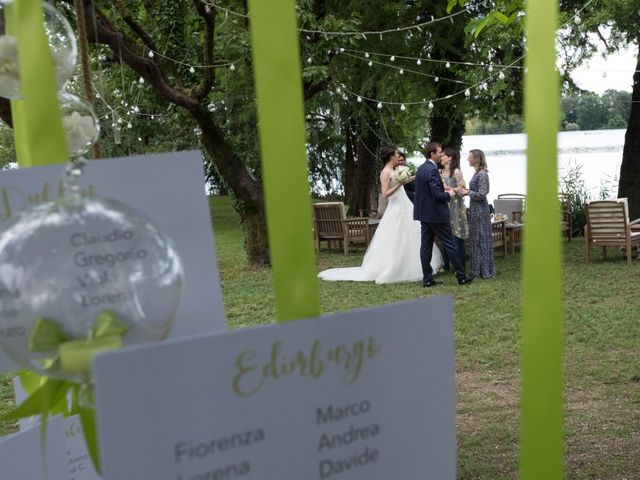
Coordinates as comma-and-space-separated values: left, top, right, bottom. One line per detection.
586, 200, 629, 241
313, 202, 346, 236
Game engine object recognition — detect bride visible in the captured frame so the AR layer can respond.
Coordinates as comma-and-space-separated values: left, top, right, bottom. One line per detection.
318, 146, 443, 284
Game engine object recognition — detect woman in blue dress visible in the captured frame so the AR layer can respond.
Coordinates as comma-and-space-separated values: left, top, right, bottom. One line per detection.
457, 149, 495, 279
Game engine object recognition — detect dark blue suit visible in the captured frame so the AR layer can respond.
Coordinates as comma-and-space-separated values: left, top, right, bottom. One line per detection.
414, 160, 466, 283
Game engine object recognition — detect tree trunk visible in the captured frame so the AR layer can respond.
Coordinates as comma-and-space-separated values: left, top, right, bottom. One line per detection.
193, 108, 270, 266
430, 110, 466, 150
344, 125, 378, 216
617, 46, 640, 220
425, 3, 468, 149
72, 1, 271, 266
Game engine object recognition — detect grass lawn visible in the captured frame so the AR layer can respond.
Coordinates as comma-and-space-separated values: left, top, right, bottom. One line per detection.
2, 195, 639, 479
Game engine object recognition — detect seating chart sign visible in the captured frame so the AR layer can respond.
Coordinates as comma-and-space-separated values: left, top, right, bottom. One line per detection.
0, 415, 67, 480
94, 297, 456, 480
0, 151, 226, 370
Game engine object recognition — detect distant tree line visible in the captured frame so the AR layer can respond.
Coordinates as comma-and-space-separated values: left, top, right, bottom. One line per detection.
466, 89, 632, 134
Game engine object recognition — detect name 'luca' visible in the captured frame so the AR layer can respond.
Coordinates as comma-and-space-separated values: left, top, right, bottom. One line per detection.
232, 337, 380, 397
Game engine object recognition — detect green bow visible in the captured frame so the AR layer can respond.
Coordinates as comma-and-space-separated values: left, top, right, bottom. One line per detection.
28, 309, 128, 374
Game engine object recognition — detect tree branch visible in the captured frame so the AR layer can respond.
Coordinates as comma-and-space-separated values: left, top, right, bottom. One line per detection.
191, 0, 216, 100
73, 0, 199, 111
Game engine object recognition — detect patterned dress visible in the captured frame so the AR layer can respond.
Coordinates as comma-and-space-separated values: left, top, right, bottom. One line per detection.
468, 169, 495, 278
441, 169, 469, 240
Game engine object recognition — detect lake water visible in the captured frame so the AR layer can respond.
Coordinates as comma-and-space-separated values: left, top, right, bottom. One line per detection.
410, 129, 625, 205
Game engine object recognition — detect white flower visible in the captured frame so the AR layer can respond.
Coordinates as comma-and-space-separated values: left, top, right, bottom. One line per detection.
393, 165, 411, 184
0, 36, 74, 98
63, 111, 97, 156
0, 35, 20, 98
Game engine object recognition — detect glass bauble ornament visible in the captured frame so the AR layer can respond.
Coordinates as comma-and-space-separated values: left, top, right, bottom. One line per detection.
59, 93, 100, 157
0, 187, 183, 383
43, 2, 77, 89
0, 2, 77, 99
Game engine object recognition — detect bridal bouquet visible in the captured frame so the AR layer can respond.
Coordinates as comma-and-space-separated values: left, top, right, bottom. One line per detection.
393, 165, 412, 184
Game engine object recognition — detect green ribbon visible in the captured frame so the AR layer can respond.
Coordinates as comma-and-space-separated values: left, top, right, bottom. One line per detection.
521, 1, 563, 479
3, 310, 125, 473
247, 0, 320, 322
5, 0, 68, 167
28, 310, 128, 374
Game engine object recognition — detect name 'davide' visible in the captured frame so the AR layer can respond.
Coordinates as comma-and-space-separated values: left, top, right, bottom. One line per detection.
232, 337, 380, 397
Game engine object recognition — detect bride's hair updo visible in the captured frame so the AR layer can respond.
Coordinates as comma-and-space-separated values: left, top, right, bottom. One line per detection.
380, 145, 398, 165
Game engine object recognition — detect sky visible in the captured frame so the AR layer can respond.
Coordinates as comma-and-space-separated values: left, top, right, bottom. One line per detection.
570, 43, 638, 94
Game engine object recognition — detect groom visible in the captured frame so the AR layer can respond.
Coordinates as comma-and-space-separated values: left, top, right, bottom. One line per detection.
414, 142, 473, 287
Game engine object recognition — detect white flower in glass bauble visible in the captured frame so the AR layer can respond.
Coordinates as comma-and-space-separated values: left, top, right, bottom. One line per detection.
0, 2, 77, 99
0, 186, 183, 383
59, 93, 100, 157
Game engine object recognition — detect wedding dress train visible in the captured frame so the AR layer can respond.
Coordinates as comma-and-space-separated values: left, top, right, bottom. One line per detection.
318, 180, 444, 284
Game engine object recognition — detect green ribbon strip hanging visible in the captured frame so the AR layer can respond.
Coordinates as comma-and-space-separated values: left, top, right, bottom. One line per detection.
247, 0, 320, 321
521, 1, 564, 479
5, 0, 68, 167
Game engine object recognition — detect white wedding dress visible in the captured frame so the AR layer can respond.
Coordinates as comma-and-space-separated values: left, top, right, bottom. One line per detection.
318, 179, 444, 284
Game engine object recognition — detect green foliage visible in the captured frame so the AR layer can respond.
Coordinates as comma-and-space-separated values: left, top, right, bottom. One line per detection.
560, 162, 591, 236
0, 124, 16, 170
561, 90, 632, 131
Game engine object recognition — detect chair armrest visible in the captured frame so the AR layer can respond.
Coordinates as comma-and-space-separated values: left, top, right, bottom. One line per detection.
357, 209, 378, 218
345, 218, 369, 227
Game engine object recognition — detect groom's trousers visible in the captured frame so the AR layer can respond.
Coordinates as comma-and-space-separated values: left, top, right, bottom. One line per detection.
420, 221, 466, 283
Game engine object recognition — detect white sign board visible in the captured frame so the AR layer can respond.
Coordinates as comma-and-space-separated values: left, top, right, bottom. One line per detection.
94, 297, 456, 479
0, 415, 68, 480
0, 151, 226, 370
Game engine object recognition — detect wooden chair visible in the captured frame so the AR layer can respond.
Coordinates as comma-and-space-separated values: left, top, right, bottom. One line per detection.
313, 202, 370, 255
491, 220, 508, 256
357, 193, 387, 219
584, 199, 640, 265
